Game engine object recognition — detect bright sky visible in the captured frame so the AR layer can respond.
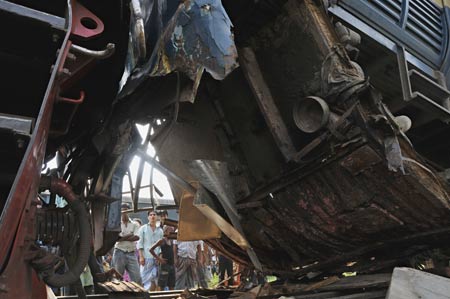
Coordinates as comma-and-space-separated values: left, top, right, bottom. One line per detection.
121, 123, 174, 203
45, 123, 174, 204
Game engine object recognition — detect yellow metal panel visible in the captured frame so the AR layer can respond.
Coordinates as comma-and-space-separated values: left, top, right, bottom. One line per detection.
194, 203, 250, 249
177, 191, 222, 241
177, 187, 250, 249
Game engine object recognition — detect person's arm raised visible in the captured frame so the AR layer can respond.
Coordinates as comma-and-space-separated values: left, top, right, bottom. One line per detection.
150, 239, 167, 264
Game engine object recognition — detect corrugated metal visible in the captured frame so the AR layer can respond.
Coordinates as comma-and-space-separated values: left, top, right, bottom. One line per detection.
371, 0, 401, 23
407, 0, 444, 53
363, 0, 444, 54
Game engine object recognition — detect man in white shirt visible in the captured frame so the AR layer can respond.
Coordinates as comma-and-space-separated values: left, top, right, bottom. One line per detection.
112, 204, 142, 285
138, 210, 164, 291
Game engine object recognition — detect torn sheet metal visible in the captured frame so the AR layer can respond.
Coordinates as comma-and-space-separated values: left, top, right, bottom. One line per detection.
321, 45, 365, 102
187, 159, 262, 270
119, 0, 238, 99
193, 185, 249, 248
384, 135, 405, 173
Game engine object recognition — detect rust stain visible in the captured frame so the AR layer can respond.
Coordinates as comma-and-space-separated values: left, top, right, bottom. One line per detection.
241, 144, 450, 272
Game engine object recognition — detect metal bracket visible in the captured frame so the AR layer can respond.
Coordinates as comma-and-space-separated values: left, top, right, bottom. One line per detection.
397, 45, 450, 124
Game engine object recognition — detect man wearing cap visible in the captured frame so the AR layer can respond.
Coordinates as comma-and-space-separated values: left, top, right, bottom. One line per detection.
111, 203, 142, 285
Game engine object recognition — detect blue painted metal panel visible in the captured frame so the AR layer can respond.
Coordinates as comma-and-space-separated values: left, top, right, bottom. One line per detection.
441, 7, 450, 87
119, 0, 238, 99
330, 0, 447, 69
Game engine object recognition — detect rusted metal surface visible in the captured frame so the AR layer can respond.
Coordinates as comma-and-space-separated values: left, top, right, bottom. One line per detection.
286, 0, 338, 58
144, 0, 450, 279
340, 145, 382, 175
239, 143, 450, 273
236, 139, 361, 206
216, 1, 450, 274
0, 1, 72, 297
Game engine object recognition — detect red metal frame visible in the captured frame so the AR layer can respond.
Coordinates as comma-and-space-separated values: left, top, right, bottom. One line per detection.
71, 1, 104, 40
0, 0, 105, 296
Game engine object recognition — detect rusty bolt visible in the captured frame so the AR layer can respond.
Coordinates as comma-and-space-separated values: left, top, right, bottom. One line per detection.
60, 68, 72, 76
16, 138, 25, 149
52, 34, 60, 43
67, 52, 77, 61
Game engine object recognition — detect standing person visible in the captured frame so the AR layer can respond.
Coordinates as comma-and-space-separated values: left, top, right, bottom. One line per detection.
211, 249, 218, 276
133, 218, 143, 259
112, 204, 142, 285
138, 210, 164, 291
158, 210, 168, 228
80, 266, 94, 294
149, 226, 176, 290
133, 218, 143, 227
196, 241, 209, 288
173, 240, 202, 290
218, 255, 234, 286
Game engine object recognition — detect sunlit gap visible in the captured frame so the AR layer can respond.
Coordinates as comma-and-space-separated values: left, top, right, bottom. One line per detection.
121, 122, 175, 211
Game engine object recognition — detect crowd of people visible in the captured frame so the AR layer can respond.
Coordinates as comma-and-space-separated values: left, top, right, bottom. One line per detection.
80, 205, 236, 293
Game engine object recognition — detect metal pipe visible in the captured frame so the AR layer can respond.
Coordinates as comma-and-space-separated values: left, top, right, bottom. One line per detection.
70, 42, 115, 59
134, 126, 153, 211
130, 0, 146, 60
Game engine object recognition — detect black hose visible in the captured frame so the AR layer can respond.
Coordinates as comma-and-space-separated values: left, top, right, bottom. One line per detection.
40, 177, 92, 288
44, 198, 91, 287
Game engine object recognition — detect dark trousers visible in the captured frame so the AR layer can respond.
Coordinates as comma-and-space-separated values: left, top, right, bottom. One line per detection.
218, 256, 233, 285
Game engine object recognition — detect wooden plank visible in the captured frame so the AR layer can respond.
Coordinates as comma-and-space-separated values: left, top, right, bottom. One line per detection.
320, 273, 391, 291
303, 276, 340, 291
332, 290, 387, 299
239, 47, 297, 161
386, 267, 450, 299
292, 292, 341, 298
260, 292, 341, 299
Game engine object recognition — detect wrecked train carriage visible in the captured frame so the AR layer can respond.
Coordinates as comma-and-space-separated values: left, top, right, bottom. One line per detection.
151, 0, 450, 275
1, 0, 450, 297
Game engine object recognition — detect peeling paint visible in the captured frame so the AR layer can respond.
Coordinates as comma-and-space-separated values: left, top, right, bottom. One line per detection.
119, 0, 238, 99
